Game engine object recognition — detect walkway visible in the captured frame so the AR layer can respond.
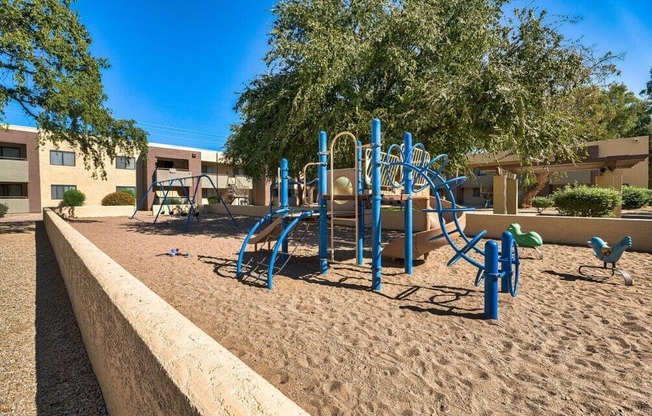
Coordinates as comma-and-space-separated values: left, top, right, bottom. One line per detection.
0, 215, 107, 415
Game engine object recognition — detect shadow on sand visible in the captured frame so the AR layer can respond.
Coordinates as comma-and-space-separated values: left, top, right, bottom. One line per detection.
34, 221, 107, 415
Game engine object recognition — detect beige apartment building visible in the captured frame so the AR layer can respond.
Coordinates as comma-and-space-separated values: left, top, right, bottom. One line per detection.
461, 135, 650, 208
0, 125, 254, 214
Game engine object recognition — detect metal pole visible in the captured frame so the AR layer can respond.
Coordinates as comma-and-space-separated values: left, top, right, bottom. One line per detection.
318, 131, 329, 274
500, 231, 513, 293
403, 132, 413, 274
484, 240, 499, 320
280, 158, 289, 263
371, 119, 382, 291
356, 140, 364, 266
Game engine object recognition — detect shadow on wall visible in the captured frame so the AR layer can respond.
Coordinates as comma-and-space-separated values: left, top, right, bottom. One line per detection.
34, 222, 108, 415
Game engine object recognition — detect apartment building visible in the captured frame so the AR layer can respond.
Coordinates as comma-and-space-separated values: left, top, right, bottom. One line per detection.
461, 136, 650, 207
136, 143, 253, 211
0, 125, 254, 214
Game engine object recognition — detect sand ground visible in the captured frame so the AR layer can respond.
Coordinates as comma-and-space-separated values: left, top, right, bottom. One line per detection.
69, 213, 652, 416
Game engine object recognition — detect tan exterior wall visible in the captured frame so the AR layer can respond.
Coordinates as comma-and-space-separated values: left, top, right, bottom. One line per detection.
43, 209, 307, 415
466, 212, 652, 253
38, 141, 137, 208
600, 136, 648, 188
0, 126, 42, 212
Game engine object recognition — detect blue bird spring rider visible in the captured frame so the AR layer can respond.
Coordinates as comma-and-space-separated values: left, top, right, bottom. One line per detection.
578, 236, 633, 286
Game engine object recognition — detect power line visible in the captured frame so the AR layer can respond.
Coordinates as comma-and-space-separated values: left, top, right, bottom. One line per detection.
137, 121, 231, 139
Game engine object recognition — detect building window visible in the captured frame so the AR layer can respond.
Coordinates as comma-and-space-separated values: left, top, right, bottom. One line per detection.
116, 186, 136, 196
473, 168, 487, 176
51, 185, 76, 199
0, 146, 21, 159
116, 156, 136, 170
201, 165, 215, 174
0, 184, 24, 197
50, 150, 75, 166
472, 188, 481, 198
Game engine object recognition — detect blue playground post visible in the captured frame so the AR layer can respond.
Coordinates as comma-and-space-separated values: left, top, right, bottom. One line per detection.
371, 119, 382, 291
484, 240, 499, 320
356, 140, 364, 266
318, 131, 329, 274
280, 158, 289, 263
500, 231, 514, 293
403, 132, 413, 275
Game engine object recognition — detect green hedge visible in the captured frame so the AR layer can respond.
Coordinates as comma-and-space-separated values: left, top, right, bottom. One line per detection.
207, 196, 220, 204
531, 196, 554, 213
102, 192, 136, 206
63, 189, 86, 207
0, 202, 8, 218
621, 186, 650, 210
552, 185, 621, 217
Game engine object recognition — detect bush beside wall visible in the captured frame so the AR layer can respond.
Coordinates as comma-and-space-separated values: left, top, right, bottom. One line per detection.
553, 185, 621, 217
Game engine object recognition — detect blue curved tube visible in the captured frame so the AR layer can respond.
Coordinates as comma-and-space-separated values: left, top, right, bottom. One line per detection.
266, 210, 315, 289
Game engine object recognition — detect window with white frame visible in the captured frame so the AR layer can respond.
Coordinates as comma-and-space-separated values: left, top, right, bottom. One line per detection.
50, 150, 75, 166
51, 185, 76, 199
116, 156, 136, 170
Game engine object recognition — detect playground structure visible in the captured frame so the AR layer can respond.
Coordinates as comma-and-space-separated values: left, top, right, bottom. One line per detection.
483, 231, 520, 320
131, 174, 238, 231
237, 119, 520, 301
579, 236, 633, 285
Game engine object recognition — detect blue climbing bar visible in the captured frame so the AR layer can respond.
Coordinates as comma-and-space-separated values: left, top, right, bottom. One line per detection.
318, 131, 329, 274
356, 140, 364, 266
403, 132, 413, 275
280, 158, 289, 263
371, 119, 382, 291
484, 240, 499, 320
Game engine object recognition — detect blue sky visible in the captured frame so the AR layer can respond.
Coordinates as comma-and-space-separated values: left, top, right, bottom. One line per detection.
4, 0, 652, 150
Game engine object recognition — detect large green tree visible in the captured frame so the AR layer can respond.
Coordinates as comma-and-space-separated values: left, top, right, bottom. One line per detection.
0, 0, 147, 177
226, 0, 617, 180
573, 83, 649, 140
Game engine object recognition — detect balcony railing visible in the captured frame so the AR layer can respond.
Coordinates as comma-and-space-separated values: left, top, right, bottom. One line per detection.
0, 158, 29, 182
155, 168, 192, 183
200, 173, 229, 189
0, 197, 30, 213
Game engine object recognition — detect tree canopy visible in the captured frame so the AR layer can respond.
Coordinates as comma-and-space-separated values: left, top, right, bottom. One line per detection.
0, 0, 147, 177
226, 0, 623, 180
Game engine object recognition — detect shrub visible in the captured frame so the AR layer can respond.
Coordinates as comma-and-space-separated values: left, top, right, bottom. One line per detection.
552, 185, 621, 217
167, 197, 183, 205
531, 196, 554, 213
62, 189, 86, 207
207, 196, 220, 204
0, 202, 8, 218
101, 191, 136, 206
621, 186, 650, 210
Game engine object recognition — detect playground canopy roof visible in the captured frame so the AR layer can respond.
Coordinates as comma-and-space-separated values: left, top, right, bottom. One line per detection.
467, 136, 649, 175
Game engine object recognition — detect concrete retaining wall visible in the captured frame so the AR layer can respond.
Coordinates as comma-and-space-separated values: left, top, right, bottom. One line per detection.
53, 205, 135, 218
43, 209, 307, 415
466, 212, 652, 252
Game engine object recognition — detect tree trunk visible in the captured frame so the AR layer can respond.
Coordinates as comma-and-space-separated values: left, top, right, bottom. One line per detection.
521, 171, 550, 208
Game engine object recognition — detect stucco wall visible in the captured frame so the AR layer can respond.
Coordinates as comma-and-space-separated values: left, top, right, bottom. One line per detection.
466, 212, 652, 253
0, 126, 42, 212
43, 209, 307, 415
38, 141, 137, 208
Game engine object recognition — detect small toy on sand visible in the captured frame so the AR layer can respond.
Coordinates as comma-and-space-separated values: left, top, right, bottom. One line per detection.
578, 236, 632, 286
506, 223, 543, 259
167, 248, 191, 258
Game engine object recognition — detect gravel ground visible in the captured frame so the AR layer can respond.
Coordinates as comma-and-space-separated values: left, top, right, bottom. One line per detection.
0, 216, 107, 415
